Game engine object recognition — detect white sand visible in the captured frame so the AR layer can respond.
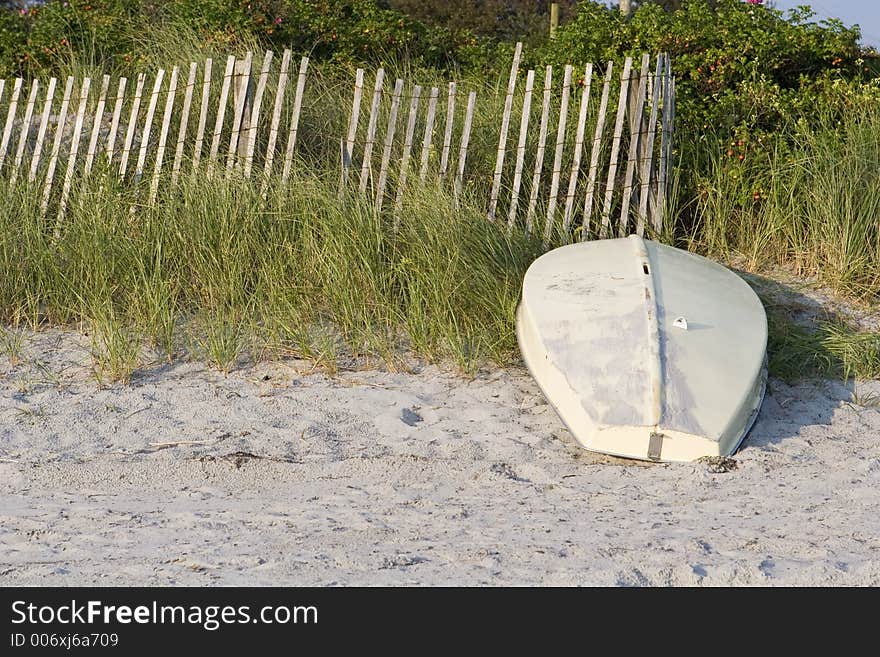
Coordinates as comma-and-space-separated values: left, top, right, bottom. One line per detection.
2, 329, 880, 586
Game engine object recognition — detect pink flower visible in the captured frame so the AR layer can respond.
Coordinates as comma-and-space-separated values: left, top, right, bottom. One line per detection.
275, 17, 283, 24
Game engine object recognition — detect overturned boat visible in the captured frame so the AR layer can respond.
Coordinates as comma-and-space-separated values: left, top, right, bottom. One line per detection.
517, 235, 767, 463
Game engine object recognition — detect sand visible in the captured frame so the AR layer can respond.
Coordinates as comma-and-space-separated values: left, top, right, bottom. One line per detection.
1, 328, 880, 586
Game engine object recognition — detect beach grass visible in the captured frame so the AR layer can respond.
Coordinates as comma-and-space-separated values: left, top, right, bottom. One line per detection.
0, 164, 540, 381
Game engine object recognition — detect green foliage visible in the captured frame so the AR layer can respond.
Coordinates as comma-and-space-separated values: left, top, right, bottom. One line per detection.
0, 0, 493, 77
544, 0, 875, 137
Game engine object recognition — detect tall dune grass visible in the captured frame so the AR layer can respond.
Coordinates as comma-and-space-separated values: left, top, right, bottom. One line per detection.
688, 107, 880, 300
0, 166, 540, 380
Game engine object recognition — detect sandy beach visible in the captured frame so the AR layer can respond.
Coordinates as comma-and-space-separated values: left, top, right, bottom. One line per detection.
1, 328, 879, 586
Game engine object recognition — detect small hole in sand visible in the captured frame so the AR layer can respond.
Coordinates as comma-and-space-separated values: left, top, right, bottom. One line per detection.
643, 263, 650, 275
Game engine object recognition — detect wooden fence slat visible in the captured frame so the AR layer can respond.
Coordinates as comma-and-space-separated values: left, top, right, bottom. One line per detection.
543, 64, 573, 245
83, 75, 110, 175
56, 77, 91, 222
0, 78, 23, 172
618, 53, 650, 237
9, 79, 39, 185
359, 68, 385, 194
507, 69, 535, 232
581, 62, 613, 239
599, 57, 632, 239
525, 66, 553, 234
243, 50, 273, 178
149, 65, 179, 203
339, 66, 364, 194
29, 77, 57, 183
438, 81, 456, 178
119, 73, 145, 177
134, 68, 165, 183
637, 54, 664, 237
562, 63, 593, 235
487, 41, 523, 221
375, 77, 403, 210
280, 56, 309, 184
105, 76, 126, 165
261, 49, 291, 192
226, 51, 253, 171
453, 91, 477, 204
40, 76, 74, 214
192, 57, 213, 170
418, 86, 439, 183
656, 66, 674, 234
171, 62, 197, 185
207, 55, 235, 176
393, 84, 421, 216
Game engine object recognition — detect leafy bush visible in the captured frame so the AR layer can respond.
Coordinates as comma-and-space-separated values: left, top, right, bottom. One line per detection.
543, 0, 877, 137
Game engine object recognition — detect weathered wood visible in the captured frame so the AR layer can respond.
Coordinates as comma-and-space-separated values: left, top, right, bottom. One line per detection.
207, 55, 235, 176
261, 49, 291, 192
83, 74, 110, 175
149, 65, 179, 203
29, 77, 57, 183
280, 56, 309, 184
375, 78, 403, 210
637, 54, 663, 237
656, 66, 674, 234
56, 77, 91, 222
581, 62, 613, 239
438, 81, 456, 178
599, 57, 632, 239
191, 57, 213, 170
339, 66, 364, 194
562, 63, 593, 235
134, 68, 165, 183
507, 69, 535, 232
618, 53, 650, 237
550, 3, 560, 39
243, 50, 273, 178
393, 84, 421, 215
359, 68, 385, 194
105, 76, 126, 165
525, 66, 553, 234
0, 78, 23, 172
171, 62, 198, 185
487, 41, 523, 221
453, 91, 477, 204
226, 51, 253, 171
418, 86, 439, 183
119, 72, 145, 177
543, 64, 574, 245
9, 79, 39, 185
40, 76, 74, 214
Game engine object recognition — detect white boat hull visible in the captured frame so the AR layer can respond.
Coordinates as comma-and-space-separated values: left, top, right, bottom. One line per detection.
517, 236, 767, 463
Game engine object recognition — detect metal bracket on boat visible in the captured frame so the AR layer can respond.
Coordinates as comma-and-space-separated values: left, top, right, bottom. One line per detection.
648, 432, 664, 461
673, 316, 688, 330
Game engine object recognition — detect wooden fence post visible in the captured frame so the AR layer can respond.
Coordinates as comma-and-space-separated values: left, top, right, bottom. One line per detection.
507, 69, 535, 232
562, 63, 593, 235
359, 68, 385, 194
339, 67, 364, 195
29, 77, 57, 183
525, 66, 553, 234
280, 56, 309, 185
9, 79, 39, 185
543, 64, 573, 246
581, 62, 613, 239
487, 41, 522, 221
453, 91, 477, 205
599, 57, 632, 239
40, 76, 74, 214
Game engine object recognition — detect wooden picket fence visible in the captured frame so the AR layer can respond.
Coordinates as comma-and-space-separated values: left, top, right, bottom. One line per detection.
0, 43, 675, 243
